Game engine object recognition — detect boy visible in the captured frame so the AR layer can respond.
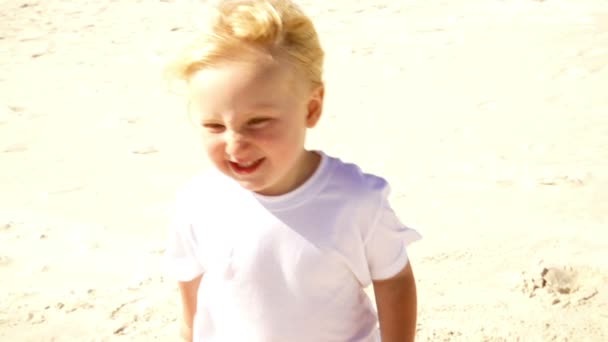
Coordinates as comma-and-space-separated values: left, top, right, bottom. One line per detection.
165, 0, 421, 341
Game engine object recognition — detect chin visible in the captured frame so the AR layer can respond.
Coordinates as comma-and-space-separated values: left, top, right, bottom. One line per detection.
236, 179, 270, 193
233, 174, 288, 196
247, 181, 286, 196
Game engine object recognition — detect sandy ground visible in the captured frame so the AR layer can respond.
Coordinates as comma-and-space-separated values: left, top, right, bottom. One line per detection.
1, 0, 607, 341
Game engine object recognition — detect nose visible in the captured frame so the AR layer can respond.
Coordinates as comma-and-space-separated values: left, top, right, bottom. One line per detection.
224, 130, 249, 158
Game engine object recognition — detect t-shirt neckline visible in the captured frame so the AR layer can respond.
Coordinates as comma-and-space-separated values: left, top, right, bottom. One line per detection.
252, 150, 333, 211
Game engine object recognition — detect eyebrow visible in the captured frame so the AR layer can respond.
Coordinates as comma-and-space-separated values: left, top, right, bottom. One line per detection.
249, 102, 280, 111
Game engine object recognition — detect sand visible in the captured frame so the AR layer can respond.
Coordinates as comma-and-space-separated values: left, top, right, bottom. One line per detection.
1, 0, 607, 341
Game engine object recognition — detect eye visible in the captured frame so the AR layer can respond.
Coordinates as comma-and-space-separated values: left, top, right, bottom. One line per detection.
202, 123, 225, 133
248, 118, 271, 128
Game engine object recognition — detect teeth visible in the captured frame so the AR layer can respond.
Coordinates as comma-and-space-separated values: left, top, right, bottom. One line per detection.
236, 159, 257, 167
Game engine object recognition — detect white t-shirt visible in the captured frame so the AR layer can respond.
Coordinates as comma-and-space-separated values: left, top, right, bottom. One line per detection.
166, 151, 421, 342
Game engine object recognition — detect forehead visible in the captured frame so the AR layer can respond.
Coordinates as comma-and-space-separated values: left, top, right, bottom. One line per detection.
188, 54, 304, 112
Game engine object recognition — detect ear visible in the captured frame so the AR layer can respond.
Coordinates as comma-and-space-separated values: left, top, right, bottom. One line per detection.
305, 85, 324, 128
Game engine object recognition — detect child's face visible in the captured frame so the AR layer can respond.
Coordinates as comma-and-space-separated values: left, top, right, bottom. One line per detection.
188, 53, 323, 196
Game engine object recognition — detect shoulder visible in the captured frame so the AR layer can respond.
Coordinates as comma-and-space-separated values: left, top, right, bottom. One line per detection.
320, 153, 394, 233
324, 153, 391, 200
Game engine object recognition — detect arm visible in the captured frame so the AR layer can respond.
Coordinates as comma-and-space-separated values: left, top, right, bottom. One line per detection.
372, 261, 417, 342
178, 275, 203, 342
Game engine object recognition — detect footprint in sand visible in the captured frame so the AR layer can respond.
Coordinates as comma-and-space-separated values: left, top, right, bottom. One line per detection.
132, 145, 159, 155
521, 262, 601, 307
1, 222, 13, 231
537, 171, 591, 187
2, 142, 28, 153
0, 255, 13, 267
1, 105, 26, 123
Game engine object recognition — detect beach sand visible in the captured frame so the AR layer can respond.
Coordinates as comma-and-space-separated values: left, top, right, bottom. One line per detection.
1, 0, 607, 340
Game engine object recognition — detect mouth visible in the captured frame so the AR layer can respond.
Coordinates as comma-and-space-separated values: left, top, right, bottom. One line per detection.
228, 158, 265, 175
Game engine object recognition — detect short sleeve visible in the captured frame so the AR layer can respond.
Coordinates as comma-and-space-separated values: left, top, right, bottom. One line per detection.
364, 197, 421, 281
164, 197, 205, 282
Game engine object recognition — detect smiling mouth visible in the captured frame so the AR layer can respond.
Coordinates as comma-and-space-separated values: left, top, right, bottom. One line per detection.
228, 158, 265, 175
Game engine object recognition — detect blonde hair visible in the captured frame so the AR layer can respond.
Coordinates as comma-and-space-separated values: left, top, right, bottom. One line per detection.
166, 0, 324, 88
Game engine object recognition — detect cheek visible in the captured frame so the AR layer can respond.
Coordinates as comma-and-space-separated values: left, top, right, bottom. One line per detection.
254, 127, 301, 152
201, 135, 224, 157
267, 117, 305, 142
